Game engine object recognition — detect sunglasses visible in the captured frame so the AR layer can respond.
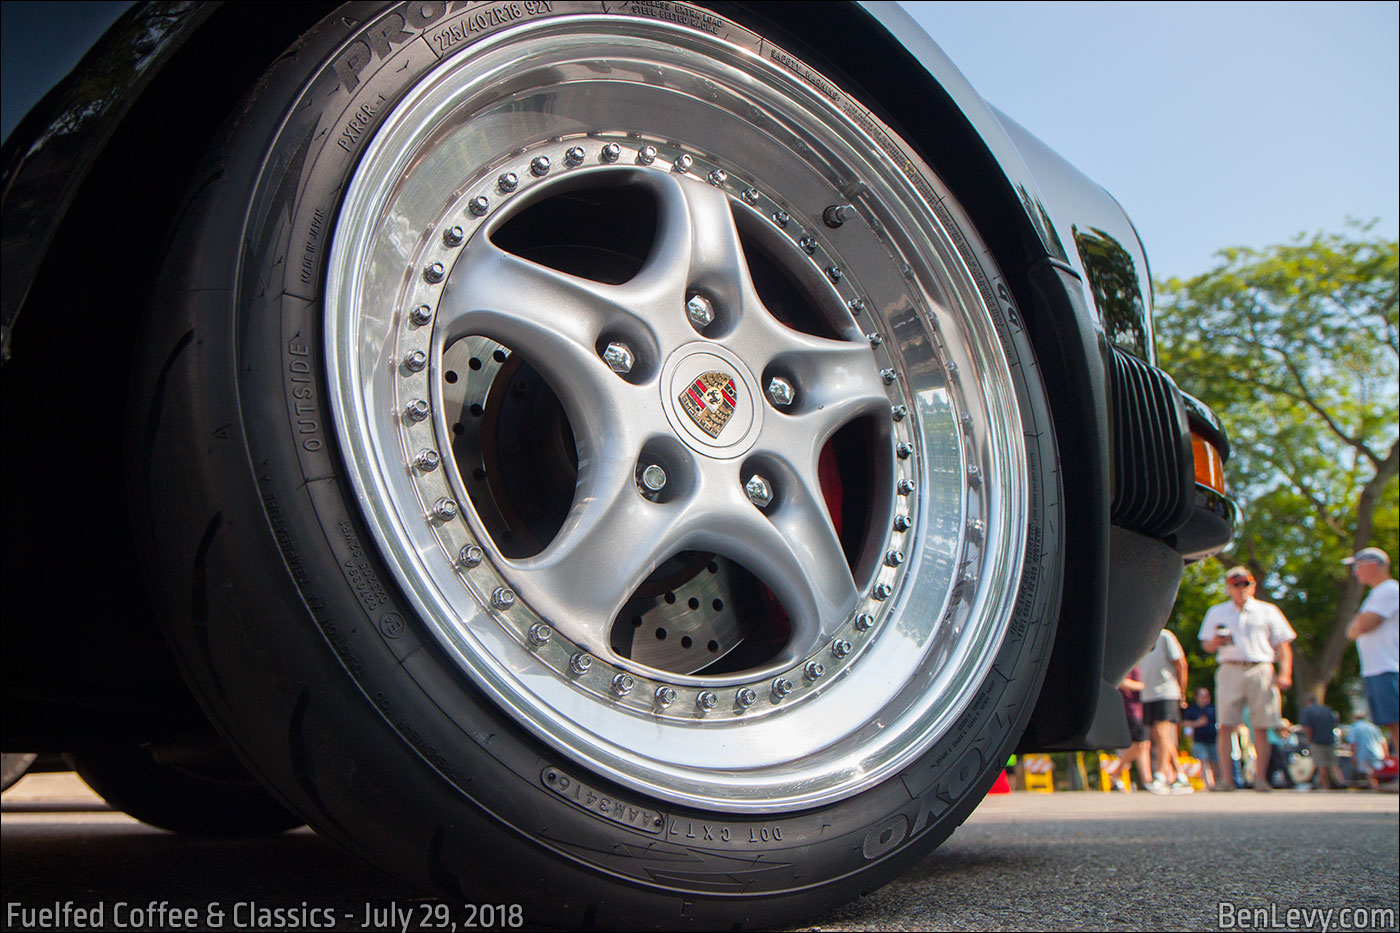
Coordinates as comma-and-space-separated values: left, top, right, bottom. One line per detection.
1227, 580, 1252, 588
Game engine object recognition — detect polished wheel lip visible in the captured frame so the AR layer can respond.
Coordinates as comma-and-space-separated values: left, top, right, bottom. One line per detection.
324, 14, 1026, 812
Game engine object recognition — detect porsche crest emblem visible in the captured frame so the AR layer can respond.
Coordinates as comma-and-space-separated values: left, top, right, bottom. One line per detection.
679, 371, 738, 438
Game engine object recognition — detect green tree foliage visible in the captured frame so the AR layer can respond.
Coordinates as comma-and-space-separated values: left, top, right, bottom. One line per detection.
1155, 223, 1399, 714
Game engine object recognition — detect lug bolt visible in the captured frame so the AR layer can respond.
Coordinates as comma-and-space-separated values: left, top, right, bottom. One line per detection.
894, 514, 911, 532
697, 691, 718, 711
404, 349, 428, 372
640, 464, 667, 493
832, 639, 852, 659
443, 225, 465, 246
654, 685, 677, 707
849, 298, 865, 315
530, 155, 551, 176
897, 478, 916, 496
409, 304, 433, 326
855, 613, 874, 631
602, 341, 635, 374
527, 623, 551, 646
771, 210, 789, 228
804, 660, 825, 681
469, 196, 489, 216
415, 448, 441, 471
498, 172, 519, 192
672, 153, 692, 173
873, 583, 893, 601
565, 146, 586, 166
637, 145, 657, 165
569, 652, 592, 675
896, 442, 913, 459
891, 405, 908, 422
423, 262, 445, 283
823, 203, 855, 227
686, 293, 715, 329
601, 142, 621, 163
405, 399, 431, 422
491, 587, 516, 610
707, 169, 727, 187
799, 236, 817, 254
612, 673, 635, 696
885, 549, 905, 567
459, 544, 484, 567
742, 187, 760, 204
744, 474, 773, 509
766, 376, 795, 408
771, 677, 794, 699
433, 497, 458, 521
736, 687, 757, 709
826, 265, 843, 283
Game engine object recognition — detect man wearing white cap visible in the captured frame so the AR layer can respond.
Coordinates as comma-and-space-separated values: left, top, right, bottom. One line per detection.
1345, 547, 1398, 756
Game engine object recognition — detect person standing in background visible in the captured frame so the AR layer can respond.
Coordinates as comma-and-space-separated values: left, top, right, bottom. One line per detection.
1182, 686, 1217, 790
1344, 547, 1399, 759
1138, 628, 1191, 794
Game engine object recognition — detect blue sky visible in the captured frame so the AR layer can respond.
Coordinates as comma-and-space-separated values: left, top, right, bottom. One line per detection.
896, 1, 1400, 281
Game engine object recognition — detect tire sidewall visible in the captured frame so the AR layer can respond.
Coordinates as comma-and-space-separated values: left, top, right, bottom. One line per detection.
138, 2, 1063, 926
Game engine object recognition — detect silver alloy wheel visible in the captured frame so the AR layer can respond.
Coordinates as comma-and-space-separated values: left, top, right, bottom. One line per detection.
325, 15, 1026, 812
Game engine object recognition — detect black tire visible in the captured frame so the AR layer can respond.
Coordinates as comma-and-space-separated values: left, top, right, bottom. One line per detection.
65, 746, 303, 836
133, 3, 1062, 927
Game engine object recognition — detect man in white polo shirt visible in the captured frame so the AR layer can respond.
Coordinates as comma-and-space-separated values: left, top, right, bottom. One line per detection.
1198, 566, 1296, 790
1345, 547, 1399, 759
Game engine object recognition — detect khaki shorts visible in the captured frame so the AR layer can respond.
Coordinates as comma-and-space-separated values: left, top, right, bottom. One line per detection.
1216, 661, 1282, 727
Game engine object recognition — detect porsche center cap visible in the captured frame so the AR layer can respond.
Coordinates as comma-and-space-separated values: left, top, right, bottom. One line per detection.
661, 344, 761, 458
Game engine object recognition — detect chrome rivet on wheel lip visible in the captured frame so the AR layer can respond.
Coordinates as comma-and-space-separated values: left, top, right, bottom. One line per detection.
612, 673, 635, 696
891, 405, 907, 422
405, 398, 430, 422
423, 262, 445, 283
409, 304, 433, 326
894, 514, 911, 532
766, 377, 795, 408
565, 146, 586, 166
442, 225, 465, 246
697, 691, 718, 711
896, 442, 913, 459
873, 583, 893, 601
823, 203, 854, 227
654, 685, 677, 707
799, 236, 817, 254
672, 153, 693, 173
854, 613, 874, 632
771, 209, 789, 228
804, 660, 825, 681
528, 623, 552, 646
707, 168, 728, 186
603, 341, 634, 374
433, 497, 459, 521
601, 142, 621, 163
742, 187, 760, 204
569, 652, 592, 675
885, 550, 905, 567
459, 545, 483, 568
404, 349, 428, 372
831, 639, 852, 659
640, 464, 667, 493
771, 677, 794, 700
849, 298, 865, 315
469, 196, 489, 216
491, 586, 516, 611
637, 145, 657, 165
736, 687, 758, 709
745, 474, 773, 509
826, 265, 843, 283
530, 155, 551, 176
498, 171, 519, 192
897, 478, 916, 496
415, 448, 441, 471
686, 293, 715, 328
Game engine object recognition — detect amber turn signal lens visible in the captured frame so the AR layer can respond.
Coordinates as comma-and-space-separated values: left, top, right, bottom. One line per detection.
1192, 433, 1226, 495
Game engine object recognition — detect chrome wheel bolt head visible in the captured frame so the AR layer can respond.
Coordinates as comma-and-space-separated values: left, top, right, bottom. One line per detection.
891, 405, 908, 422
742, 187, 760, 204
832, 639, 852, 659
672, 153, 692, 173
527, 623, 552, 646
804, 660, 825, 681
707, 169, 728, 186
880, 368, 896, 385
498, 171, 519, 192
744, 474, 773, 509
530, 155, 551, 176
867, 332, 883, 347
612, 673, 635, 696
640, 463, 667, 493
873, 583, 893, 601
968, 519, 985, 542
565, 145, 585, 166
771, 677, 794, 699
736, 687, 757, 709
897, 478, 916, 496
799, 236, 817, 254
405, 398, 430, 422
601, 142, 621, 163
855, 612, 875, 632
459, 544, 483, 567
885, 549, 905, 567
404, 349, 428, 372
896, 442, 913, 459
409, 304, 433, 326
894, 514, 912, 532
423, 262, 445, 283
569, 652, 592, 675
771, 209, 790, 227
654, 685, 677, 707
469, 196, 489, 216
697, 691, 718, 711
602, 341, 634, 374
766, 376, 795, 408
433, 497, 458, 521
686, 293, 715, 329
967, 465, 982, 486
415, 448, 440, 471
637, 145, 657, 165
491, 586, 516, 611
823, 203, 854, 227
826, 265, 843, 283
443, 225, 465, 246
849, 297, 866, 315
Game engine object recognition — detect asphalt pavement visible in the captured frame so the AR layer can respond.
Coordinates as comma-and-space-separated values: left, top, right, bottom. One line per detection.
2, 773, 1397, 932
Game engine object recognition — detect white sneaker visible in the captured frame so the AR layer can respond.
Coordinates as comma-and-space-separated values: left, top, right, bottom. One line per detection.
1170, 778, 1194, 795
1147, 779, 1170, 795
